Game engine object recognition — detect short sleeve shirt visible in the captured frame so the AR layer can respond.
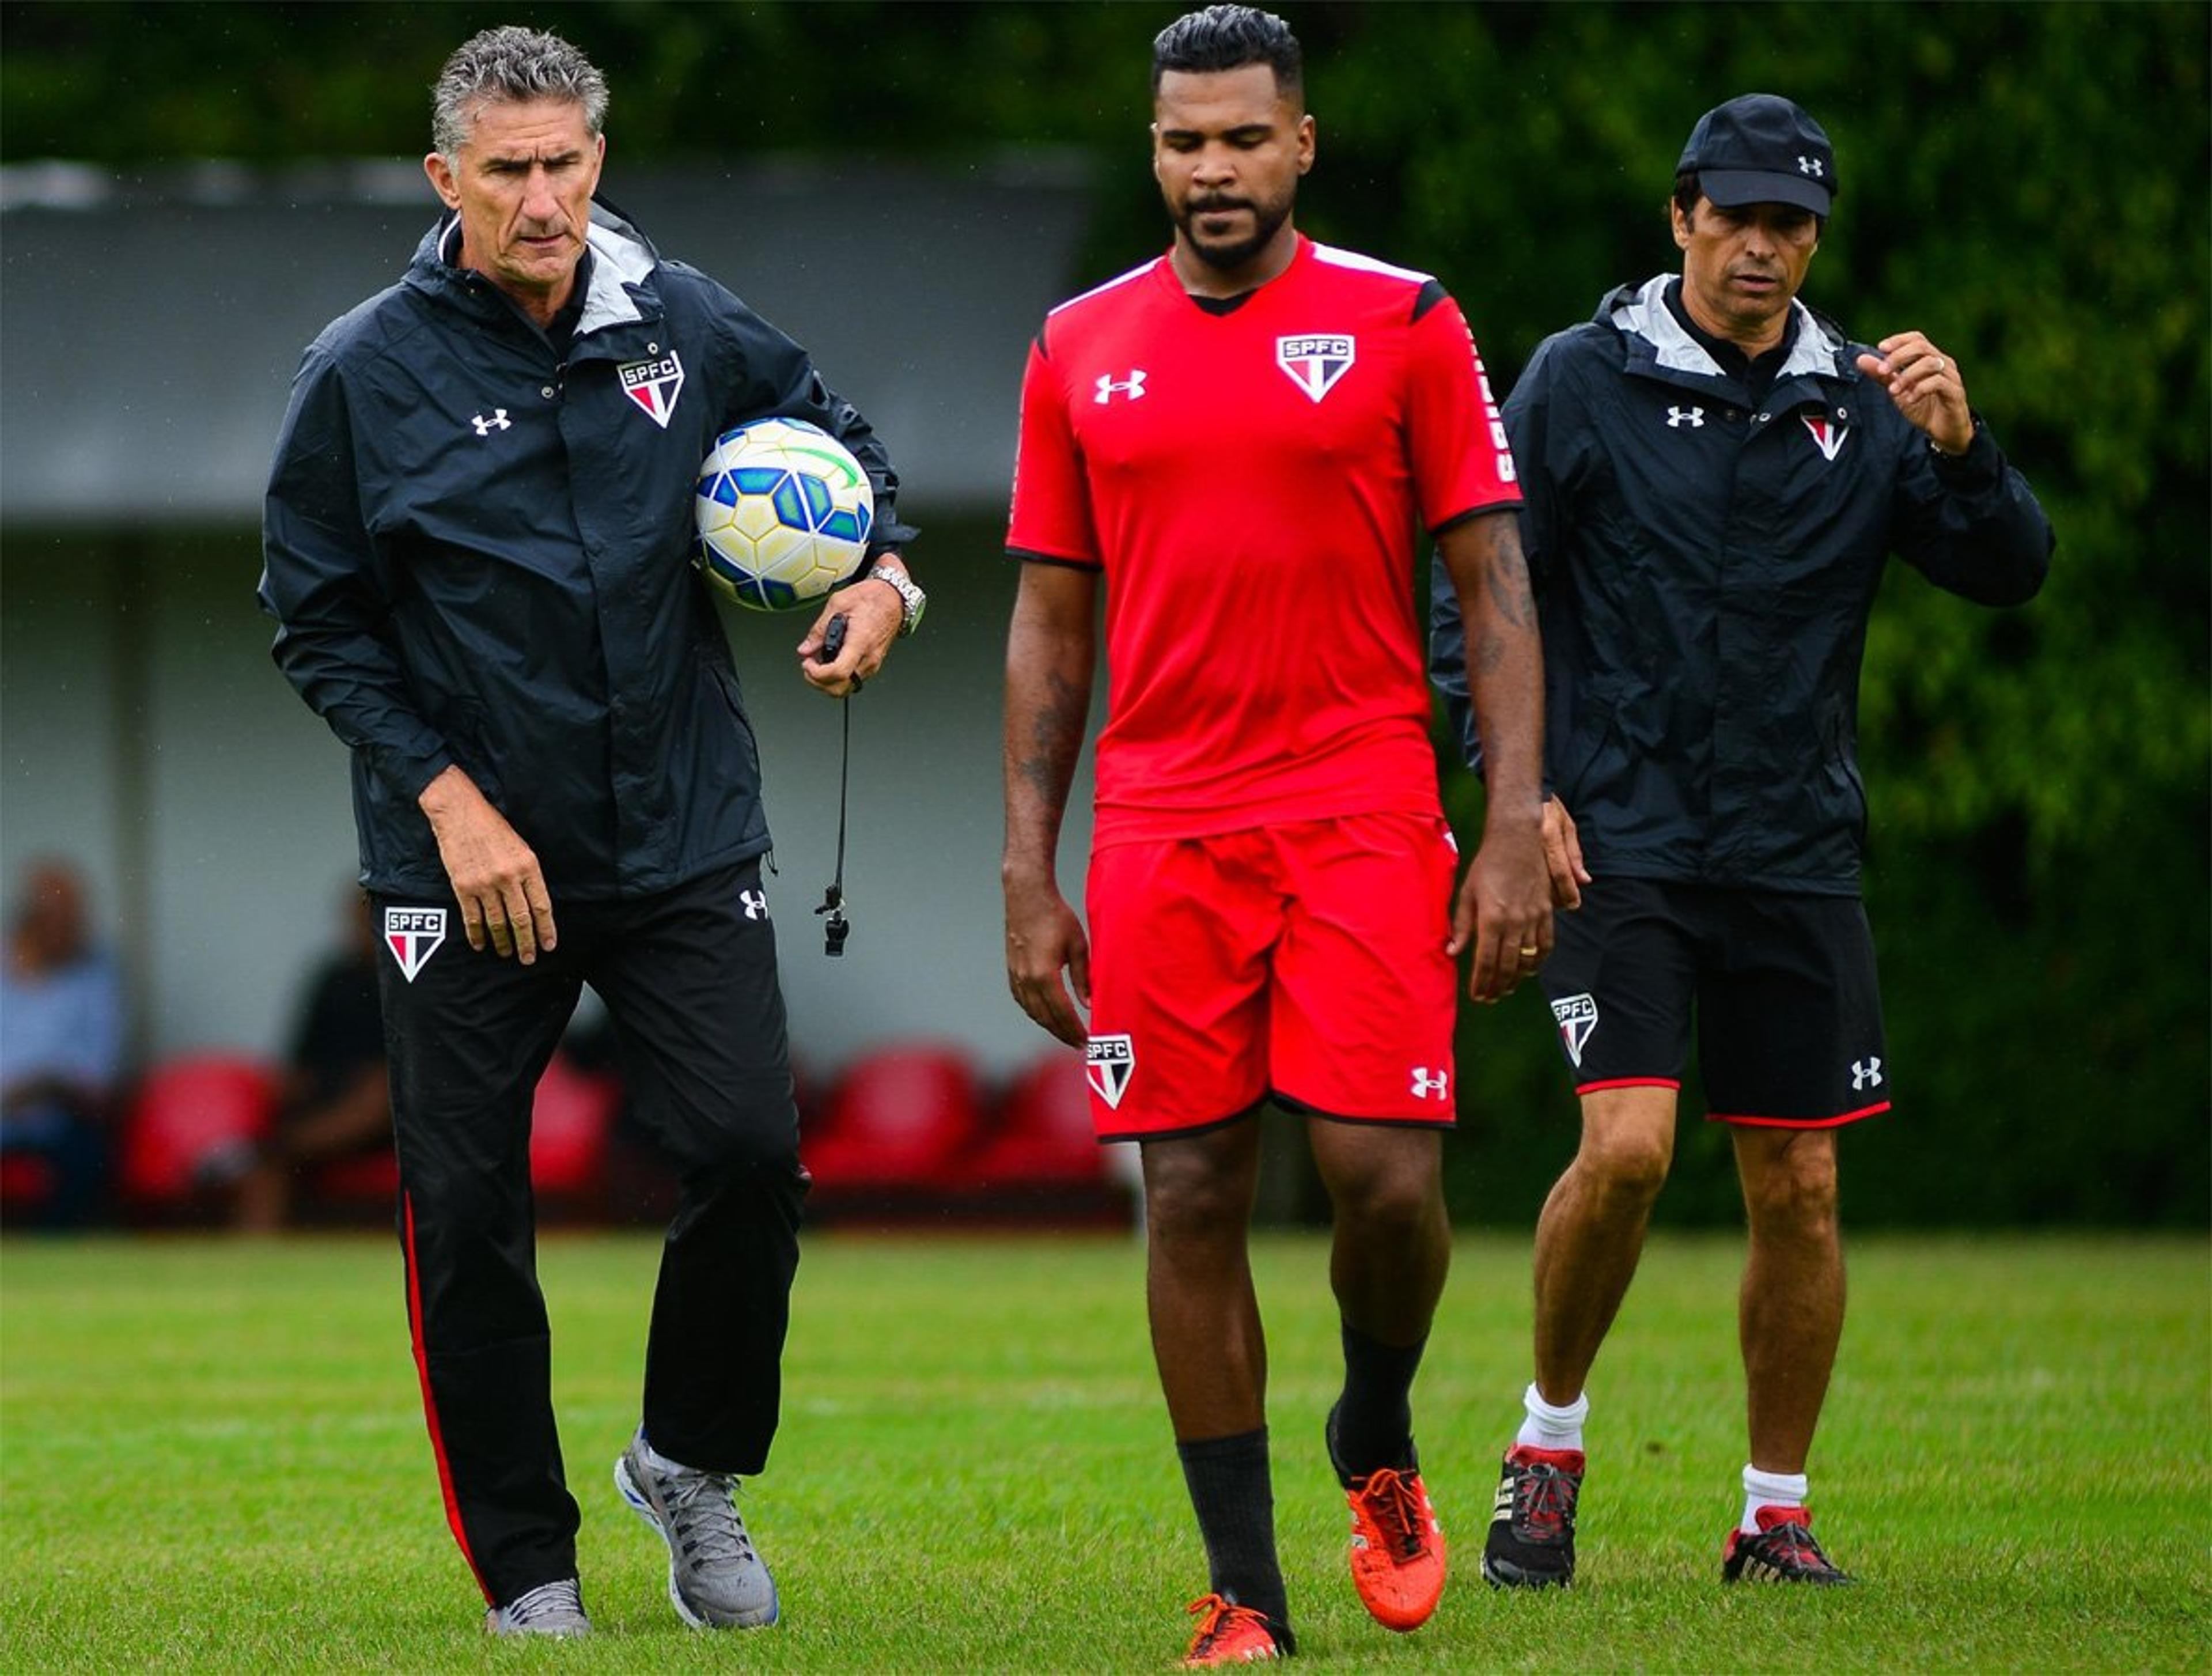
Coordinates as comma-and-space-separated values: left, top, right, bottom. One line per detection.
1008, 236, 1520, 846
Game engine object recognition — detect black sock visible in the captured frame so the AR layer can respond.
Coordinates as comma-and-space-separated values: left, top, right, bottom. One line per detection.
1176, 1428, 1289, 1637
1332, 1322, 1426, 1482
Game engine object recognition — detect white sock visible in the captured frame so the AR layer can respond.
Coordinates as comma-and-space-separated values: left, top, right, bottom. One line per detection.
1741, 1465, 1809, 1534
1514, 1382, 1589, 1453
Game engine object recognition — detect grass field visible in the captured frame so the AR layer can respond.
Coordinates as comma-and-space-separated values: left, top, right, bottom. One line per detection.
2, 1229, 2206, 1671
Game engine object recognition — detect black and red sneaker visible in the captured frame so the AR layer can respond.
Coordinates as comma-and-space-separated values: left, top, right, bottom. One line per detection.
1480, 1445, 1584, 1588
1721, 1505, 1853, 1585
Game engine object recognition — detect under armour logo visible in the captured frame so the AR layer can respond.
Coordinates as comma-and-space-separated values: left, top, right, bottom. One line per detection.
1799, 156, 1825, 178
1094, 370, 1147, 404
740, 888, 768, 921
470, 410, 511, 436
1410, 1066, 1450, 1100
1851, 1056, 1883, 1091
1666, 406, 1705, 428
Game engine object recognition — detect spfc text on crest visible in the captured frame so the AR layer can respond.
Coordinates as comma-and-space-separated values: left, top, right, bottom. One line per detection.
384, 906, 449, 983
1550, 992, 1599, 1068
1277, 334, 1355, 403
618, 350, 685, 429
1086, 1033, 1136, 1109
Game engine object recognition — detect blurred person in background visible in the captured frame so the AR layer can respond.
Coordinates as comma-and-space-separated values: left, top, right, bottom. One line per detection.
209, 888, 391, 1232
1433, 92, 2053, 1592
0, 857, 125, 1229
1001, 5, 1548, 1661
258, 22, 921, 1640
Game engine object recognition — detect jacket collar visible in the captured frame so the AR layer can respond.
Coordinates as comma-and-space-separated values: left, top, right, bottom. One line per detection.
410, 198, 662, 336
1604, 274, 1843, 386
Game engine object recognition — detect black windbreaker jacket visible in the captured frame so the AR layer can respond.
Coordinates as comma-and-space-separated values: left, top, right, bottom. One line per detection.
1432, 275, 2052, 894
260, 203, 914, 901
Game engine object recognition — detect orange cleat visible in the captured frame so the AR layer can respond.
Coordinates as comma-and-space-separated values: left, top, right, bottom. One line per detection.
1181, 1594, 1287, 1665
1344, 1466, 1446, 1631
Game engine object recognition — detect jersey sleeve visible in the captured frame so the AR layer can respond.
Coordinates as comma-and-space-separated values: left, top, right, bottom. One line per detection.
1404, 291, 1522, 534
1005, 330, 1100, 568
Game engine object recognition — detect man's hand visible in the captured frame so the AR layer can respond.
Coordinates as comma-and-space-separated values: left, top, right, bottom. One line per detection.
417, 765, 556, 963
1003, 873, 1090, 1047
1543, 795, 1590, 910
798, 557, 910, 697
1448, 809, 1553, 1005
1855, 332, 1973, 455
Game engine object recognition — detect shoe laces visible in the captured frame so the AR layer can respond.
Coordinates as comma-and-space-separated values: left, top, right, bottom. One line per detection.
1753, 1516, 1833, 1571
1513, 1459, 1578, 1542
657, 1463, 756, 1567
1185, 1594, 1274, 1661
502, 1578, 582, 1628
1355, 1467, 1432, 1560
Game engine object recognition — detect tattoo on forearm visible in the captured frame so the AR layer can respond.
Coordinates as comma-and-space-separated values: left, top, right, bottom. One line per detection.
1016, 670, 1087, 805
1482, 527, 1536, 630
1475, 630, 1506, 675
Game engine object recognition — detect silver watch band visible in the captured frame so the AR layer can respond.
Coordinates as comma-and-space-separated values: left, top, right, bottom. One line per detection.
865, 563, 925, 636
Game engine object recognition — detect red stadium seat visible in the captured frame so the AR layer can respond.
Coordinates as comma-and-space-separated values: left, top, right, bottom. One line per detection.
305, 1151, 400, 1204
118, 1054, 279, 1206
302, 1050, 616, 1214
968, 1050, 1107, 1192
527, 1049, 618, 1196
804, 1043, 985, 1195
0, 1152, 58, 1214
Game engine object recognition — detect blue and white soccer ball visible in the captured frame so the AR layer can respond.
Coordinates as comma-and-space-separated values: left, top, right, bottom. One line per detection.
693, 417, 874, 611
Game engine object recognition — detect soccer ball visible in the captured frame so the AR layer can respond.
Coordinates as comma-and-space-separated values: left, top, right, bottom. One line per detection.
692, 418, 874, 611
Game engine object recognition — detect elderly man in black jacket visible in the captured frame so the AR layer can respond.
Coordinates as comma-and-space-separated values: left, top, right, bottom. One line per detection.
1433, 93, 2051, 1592
259, 24, 924, 1639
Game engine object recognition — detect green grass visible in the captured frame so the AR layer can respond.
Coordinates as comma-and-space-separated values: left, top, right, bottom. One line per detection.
3, 1231, 2206, 1671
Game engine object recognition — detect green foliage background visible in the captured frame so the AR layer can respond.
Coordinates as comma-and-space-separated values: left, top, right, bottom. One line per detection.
5, 1, 2203, 1225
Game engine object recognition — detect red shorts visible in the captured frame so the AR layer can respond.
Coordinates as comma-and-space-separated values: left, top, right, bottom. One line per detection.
1083, 812, 1462, 1141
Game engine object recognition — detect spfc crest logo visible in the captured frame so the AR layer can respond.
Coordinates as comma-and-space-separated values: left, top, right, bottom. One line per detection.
1802, 414, 1850, 461
384, 907, 448, 983
1276, 334, 1355, 403
618, 349, 685, 429
1085, 1033, 1136, 1110
1550, 992, 1599, 1069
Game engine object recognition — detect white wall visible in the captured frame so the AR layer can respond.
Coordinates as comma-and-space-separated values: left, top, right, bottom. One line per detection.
0, 523, 1099, 1084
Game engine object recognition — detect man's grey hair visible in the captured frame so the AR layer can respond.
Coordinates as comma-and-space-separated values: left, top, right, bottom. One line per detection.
431, 25, 608, 157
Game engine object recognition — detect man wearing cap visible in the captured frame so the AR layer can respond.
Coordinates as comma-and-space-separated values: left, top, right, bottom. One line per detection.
1431, 94, 2052, 1587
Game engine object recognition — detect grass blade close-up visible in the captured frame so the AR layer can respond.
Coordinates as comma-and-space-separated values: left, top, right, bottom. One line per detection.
2, 1229, 2206, 1672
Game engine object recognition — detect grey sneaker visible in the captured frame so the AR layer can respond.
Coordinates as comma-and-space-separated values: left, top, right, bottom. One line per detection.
486, 1577, 591, 1638
615, 1431, 781, 1629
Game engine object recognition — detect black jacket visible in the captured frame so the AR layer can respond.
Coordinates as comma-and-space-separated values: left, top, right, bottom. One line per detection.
1433, 275, 2052, 894
261, 203, 914, 900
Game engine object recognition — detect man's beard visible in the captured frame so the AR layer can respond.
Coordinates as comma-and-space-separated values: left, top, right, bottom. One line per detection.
1176, 193, 1293, 273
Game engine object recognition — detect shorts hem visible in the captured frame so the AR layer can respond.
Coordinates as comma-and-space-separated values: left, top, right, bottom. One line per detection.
1274, 1089, 1456, 1129
1097, 1097, 1268, 1145
1706, 1100, 1891, 1130
1574, 1077, 1683, 1096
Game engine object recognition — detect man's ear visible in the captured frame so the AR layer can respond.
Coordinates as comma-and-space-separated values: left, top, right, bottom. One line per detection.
424, 152, 461, 211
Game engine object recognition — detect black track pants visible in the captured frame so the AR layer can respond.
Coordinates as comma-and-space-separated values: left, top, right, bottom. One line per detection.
373, 858, 806, 1606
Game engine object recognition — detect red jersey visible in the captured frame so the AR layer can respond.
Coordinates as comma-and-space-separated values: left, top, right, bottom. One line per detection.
1008, 235, 1520, 846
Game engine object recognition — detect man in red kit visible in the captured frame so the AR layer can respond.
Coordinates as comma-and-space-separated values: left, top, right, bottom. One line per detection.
1001, 6, 1551, 1663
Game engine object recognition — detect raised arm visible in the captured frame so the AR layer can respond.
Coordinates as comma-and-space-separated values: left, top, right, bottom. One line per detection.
1857, 332, 2054, 606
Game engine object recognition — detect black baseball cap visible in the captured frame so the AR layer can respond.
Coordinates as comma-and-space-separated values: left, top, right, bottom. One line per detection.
1677, 93, 1835, 216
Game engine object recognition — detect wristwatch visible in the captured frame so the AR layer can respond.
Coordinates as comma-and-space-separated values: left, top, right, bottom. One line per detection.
866, 563, 926, 637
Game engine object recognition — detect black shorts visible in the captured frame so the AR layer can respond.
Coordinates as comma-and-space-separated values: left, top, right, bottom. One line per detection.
1540, 876, 1890, 1129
